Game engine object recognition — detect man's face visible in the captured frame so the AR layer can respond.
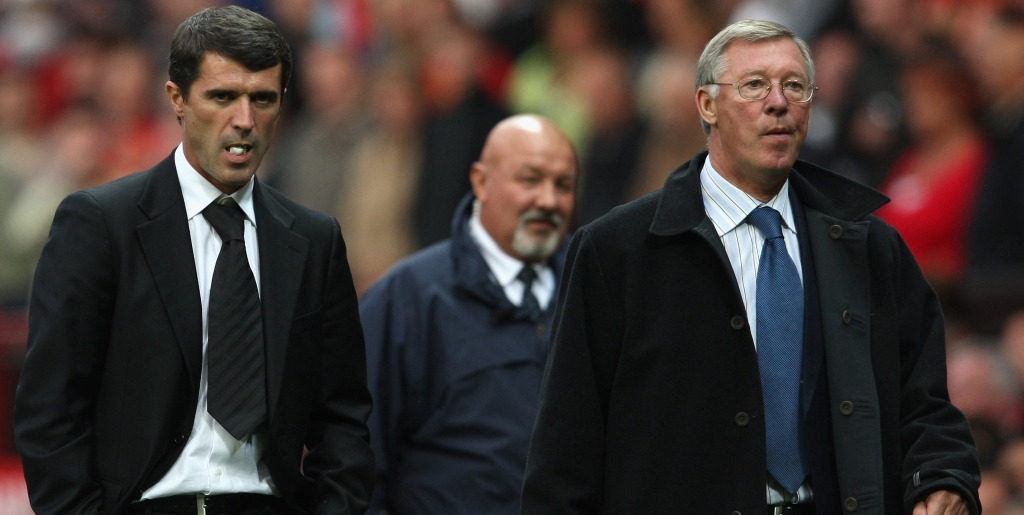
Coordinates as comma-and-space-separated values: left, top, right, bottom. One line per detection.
472, 127, 577, 263
167, 52, 283, 194
698, 38, 812, 191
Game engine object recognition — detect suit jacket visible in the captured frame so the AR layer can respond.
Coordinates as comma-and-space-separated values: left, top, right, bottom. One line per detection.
521, 152, 981, 515
14, 153, 375, 515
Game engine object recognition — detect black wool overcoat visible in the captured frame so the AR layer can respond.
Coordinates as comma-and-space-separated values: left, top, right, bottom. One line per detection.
522, 152, 980, 515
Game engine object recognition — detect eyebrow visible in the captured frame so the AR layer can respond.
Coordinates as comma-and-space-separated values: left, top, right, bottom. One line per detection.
737, 68, 808, 80
203, 88, 280, 102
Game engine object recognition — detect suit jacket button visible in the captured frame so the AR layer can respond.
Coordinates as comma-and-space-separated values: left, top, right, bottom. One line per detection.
844, 497, 858, 511
840, 401, 854, 415
842, 310, 852, 325
732, 512, 742, 515
735, 412, 749, 426
173, 433, 185, 445
829, 225, 843, 239
731, 316, 745, 330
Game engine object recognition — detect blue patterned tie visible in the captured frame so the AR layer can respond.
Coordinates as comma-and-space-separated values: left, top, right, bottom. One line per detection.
747, 206, 808, 494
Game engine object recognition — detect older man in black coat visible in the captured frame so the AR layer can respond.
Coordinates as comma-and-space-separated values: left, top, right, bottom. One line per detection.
521, 20, 980, 515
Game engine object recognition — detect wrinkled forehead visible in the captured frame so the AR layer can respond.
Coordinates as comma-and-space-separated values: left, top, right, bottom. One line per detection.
722, 38, 810, 80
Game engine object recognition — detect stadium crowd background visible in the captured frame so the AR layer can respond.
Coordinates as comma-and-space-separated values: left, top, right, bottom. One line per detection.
2, 0, 1024, 512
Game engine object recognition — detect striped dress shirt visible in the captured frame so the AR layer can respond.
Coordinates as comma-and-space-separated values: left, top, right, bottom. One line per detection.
699, 156, 812, 504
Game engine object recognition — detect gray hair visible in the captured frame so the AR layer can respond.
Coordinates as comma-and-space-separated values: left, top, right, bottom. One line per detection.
695, 20, 815, 134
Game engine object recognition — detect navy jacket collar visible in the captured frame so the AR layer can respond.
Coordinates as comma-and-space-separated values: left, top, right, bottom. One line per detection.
449, 193, 569, 316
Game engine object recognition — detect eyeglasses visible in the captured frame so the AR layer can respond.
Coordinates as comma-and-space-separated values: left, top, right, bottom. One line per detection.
709, 78, 818, 103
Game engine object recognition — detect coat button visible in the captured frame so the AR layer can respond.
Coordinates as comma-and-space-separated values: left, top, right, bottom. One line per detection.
829, 225, 843, 239
840, 401, 854, 415
842, 310, 852, 325
173, 433, 185, 445
844, 497, 858, 511
732, 512, 742, 515
731, 316, 745, 330
735, 412, 750, 426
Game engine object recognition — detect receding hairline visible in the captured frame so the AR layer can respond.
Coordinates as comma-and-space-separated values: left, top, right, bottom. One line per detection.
479, 115, 576, 167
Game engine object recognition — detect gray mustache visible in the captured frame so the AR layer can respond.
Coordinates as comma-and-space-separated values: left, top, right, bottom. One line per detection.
520, 209, 564, 229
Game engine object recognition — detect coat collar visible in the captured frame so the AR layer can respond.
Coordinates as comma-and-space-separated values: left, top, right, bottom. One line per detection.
650, 151, 890, 236
449, 193, 569, 316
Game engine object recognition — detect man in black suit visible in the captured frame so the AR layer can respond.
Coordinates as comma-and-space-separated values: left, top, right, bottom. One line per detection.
522, 20, 979, 515
14, 6, 374, 515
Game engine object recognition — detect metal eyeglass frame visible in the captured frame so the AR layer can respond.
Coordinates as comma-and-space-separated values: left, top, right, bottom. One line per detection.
708, 78, 818, 103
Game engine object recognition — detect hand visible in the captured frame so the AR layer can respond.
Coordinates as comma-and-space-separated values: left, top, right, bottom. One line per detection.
912, 490, 970, 515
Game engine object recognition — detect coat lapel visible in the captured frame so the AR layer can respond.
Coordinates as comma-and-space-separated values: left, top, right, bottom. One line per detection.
136, 153, 204, 397
253, 181, 309, 420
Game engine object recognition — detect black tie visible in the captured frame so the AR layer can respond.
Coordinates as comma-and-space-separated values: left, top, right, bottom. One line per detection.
518, 265, 542, 323
203, 196, 267, 440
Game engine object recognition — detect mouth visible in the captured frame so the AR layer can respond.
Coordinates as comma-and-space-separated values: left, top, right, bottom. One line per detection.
765, 127, 793, 136
521, 211, 563, 233
224, 143, 253, 161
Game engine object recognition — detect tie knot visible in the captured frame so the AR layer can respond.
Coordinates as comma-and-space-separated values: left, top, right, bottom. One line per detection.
203, 196, 246, 241
747, 206, 784, 240
518, 265, 538, 288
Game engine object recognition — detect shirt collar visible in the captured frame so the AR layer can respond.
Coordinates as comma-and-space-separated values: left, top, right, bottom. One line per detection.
700, 155, 796, 237
174, 143, 257, 225
468, 201, 546, 287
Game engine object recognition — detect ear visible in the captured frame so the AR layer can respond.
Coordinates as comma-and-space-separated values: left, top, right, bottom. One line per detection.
469, 162, 488, 203
696, 87, 718, 129
166, 81, 186, 120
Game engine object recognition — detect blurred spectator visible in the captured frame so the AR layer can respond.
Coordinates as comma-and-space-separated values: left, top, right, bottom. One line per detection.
729, 0, 841, 40
411, 23, 508, 248
0, 2, 62, 66
506, 0, 607, 149
980, 469, 1013, 515
643, 0, 716, 56
0, 68, 43, 184
93, 41, 177, 184
269, 42, 368, 214
32, 32, 106, 125
998, 439, 1024, 514
813, 0, 920, 187
630, 50, 705, 200
875, 53, 988, 284
335, 61, 422, 294
962, 5, 1024, 270
565, 46, 645, 225
0, 107, 102, 305
0, 68, 43, 307
947, 341, 1021, 433
1001, 311, 1024, 382
799, 29, 861, 167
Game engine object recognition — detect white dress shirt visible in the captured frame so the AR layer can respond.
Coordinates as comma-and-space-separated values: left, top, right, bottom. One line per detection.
141, 144, 276, 499
700, 156, 811, 504
469, 202, 556, 310
700, 157, 803, 348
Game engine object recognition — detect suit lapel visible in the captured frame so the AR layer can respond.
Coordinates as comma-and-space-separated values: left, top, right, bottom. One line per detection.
253, 181, 309, 420
136, 153, 204, 397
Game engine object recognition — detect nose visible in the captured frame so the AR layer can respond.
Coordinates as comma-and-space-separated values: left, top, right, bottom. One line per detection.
231, 97, 255, 133
535, 180, 558, 211
763, 83, 789, 115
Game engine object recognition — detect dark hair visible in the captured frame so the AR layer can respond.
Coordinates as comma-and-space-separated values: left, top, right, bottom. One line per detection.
168, 5, 292, 99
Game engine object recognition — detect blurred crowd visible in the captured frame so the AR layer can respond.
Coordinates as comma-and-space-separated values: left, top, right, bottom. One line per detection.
3, 0, 1024, 511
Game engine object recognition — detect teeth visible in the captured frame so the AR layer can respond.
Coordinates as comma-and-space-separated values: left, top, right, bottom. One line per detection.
228, 146, 246, 156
